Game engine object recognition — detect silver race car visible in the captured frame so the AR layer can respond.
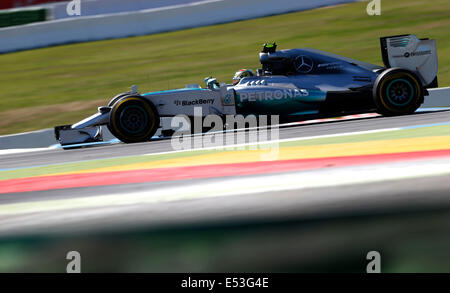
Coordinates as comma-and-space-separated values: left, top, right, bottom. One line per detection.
55, 34, 438, 146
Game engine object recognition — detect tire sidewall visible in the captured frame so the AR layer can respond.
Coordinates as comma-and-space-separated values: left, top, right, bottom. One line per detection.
108, 95, 159, 143
373, 68, 423, 116
108, 92, 131, 107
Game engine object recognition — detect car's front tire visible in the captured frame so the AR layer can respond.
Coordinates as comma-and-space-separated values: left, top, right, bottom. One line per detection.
108, 95, 159, 143
373, 68, 424, 116
108, 92, 132, 107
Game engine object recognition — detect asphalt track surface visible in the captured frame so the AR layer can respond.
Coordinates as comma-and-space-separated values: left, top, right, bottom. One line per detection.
2, 110, 450, 169
1, 110, 450, 237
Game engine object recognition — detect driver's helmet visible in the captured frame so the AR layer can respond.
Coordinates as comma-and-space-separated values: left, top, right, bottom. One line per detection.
232, 69, 254, 85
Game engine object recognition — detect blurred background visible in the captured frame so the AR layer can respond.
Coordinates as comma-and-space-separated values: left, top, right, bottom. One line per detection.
0, 0, 450, 273
0, 0, 448, 135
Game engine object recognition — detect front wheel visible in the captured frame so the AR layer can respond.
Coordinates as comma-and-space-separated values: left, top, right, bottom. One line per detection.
108, 95, 159, 143
373, 68, 424, 116
108, 92, 132, 107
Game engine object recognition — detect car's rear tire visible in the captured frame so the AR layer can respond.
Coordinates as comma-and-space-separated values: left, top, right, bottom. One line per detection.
108, 95, 159, 143
373, 68, 424, 116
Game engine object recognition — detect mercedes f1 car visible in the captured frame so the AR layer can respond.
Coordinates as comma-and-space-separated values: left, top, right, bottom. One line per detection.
55, 34, 438, 146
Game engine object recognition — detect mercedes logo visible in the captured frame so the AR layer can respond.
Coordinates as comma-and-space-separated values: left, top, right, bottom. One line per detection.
294, 55, 314, 73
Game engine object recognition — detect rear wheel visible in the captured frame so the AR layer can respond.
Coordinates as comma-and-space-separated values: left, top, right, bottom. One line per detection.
373, 68, 423, 116
108, 95, 159, 143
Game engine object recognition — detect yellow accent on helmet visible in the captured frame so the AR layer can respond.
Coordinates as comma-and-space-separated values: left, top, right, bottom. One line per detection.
232, 69, 254, 85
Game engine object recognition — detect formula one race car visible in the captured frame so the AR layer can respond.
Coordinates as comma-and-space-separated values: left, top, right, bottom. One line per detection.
55, 34, 438, 146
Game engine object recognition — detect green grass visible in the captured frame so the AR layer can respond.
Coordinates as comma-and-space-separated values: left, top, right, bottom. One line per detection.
0, 0, 449, 135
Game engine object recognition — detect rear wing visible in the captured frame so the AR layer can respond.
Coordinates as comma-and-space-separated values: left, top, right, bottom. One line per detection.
380, 34, 438, 88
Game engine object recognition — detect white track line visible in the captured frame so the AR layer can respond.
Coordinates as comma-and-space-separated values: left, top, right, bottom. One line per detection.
1, 108, 448, 156
0, 146, 57, 156
141, 127, 401, 158
1, 158, 450, 217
